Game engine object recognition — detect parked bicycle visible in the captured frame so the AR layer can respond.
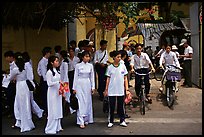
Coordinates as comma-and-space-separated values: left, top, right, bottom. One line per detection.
160, 65, 182, 109
135, 71, 152, 115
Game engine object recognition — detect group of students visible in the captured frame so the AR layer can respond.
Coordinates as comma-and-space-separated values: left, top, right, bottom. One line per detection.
3, 51, 44, 132
2, 38, 193, 134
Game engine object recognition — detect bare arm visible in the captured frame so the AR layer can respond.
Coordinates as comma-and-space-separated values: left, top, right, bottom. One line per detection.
124, 75, 129, 95
103, 77, 110, 97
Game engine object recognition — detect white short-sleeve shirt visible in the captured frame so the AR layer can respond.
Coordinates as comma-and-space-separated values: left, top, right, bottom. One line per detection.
184, 46, 193, 60
130, 52, 152, 70
105, 63, 128, 96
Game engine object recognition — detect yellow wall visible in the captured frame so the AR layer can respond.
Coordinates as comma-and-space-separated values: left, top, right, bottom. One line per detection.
2, 27, 66, 81
76, 18, 87, 43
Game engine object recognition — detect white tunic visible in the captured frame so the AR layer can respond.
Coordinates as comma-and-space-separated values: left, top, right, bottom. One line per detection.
60, 59, 74, 113
25, 62, 44, 118
159, 51, 180, 68
60, 60, 69, 82
105, 63, 128, 96
9, 66, 35, 132
72, 61, 95, 125
45, 68, 63, 134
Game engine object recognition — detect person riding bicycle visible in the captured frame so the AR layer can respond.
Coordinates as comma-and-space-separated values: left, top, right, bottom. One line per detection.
159, 44, 182, 92
130, 44, 155, 103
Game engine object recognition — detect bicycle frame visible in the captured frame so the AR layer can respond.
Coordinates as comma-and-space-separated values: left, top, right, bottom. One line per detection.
162, 65, 181, 109
135, 71, 151, 115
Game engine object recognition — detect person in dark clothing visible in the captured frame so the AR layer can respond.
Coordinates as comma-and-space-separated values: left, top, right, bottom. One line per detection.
4, 50, 16, 118
93, 40, 109, 101
179, 39, 193, 87
37, 47, 52, 115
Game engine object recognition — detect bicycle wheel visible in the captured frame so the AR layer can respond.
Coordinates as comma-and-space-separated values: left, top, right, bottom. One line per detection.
154, 67, 164, 81
166, 82, 175, 108
149, 72, 155, 79
140, 88, 146, 115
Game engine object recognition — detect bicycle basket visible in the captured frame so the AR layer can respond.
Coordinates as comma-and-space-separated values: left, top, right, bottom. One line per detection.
166, 71, 181, 81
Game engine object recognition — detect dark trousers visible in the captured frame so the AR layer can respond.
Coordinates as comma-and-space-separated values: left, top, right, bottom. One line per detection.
40, 77, 48, 113
108, 96, 125, 123
134, 68, 150, 97
96, 66, 107, 99
183, 60, 192, 86
68, 70, 74, 94
5, 82, 16, 115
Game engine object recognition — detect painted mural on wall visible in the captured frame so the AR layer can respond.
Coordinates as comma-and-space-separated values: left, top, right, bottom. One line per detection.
116, 5, 162, 50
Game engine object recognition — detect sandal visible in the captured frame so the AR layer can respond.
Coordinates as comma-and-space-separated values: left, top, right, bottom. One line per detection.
80, 125, 85, 129
11, 125, 19, 129
145, 95, 152, 104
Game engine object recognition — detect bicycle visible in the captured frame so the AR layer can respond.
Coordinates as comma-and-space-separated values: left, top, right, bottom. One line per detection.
154, 66, 165, 81
160, 65, 182, 109
135, 71, 152, 115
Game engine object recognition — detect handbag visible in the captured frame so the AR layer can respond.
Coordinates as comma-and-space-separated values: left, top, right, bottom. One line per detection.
26, 80, 35, 91
124, 92, 133, 104
69, 94, 79, 110
103, 96, 109, 113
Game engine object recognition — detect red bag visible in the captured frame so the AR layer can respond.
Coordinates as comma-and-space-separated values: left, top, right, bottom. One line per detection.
124, 92, 133, 104
59, 82, 70, 97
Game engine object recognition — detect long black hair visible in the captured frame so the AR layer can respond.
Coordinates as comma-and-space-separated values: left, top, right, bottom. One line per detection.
47, 55, 60, 76
14, 52, 25, 72
22, 52, 30, 63
60, 50, 69, 63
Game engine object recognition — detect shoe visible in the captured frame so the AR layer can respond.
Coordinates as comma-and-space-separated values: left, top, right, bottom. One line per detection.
181, 84, 186, 87
107, 123, 113, 128
125, 114, 131, 118
59, 128, 63, 132
11, 125, 19, 129
120, 121, 127, 127
84, 122, 88, 125
159, 87, 163, 92
145, 97, 152, 104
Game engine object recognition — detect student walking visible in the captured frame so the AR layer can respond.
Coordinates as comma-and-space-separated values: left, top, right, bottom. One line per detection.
22, 52, 44, 119
3, 51, 16, 117
59, 50, 75, 114
103, 50, 129, 128
72, 51, 95, 129
45, 56, 63, 134
9, 52, 35, 132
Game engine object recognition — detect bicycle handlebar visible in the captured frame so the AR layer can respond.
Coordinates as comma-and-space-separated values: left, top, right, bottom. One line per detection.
135, 71, 152, 76
160, 64, 182, 70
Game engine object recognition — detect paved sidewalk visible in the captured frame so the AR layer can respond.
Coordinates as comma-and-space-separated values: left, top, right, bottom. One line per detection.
2, 78, 202, 135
